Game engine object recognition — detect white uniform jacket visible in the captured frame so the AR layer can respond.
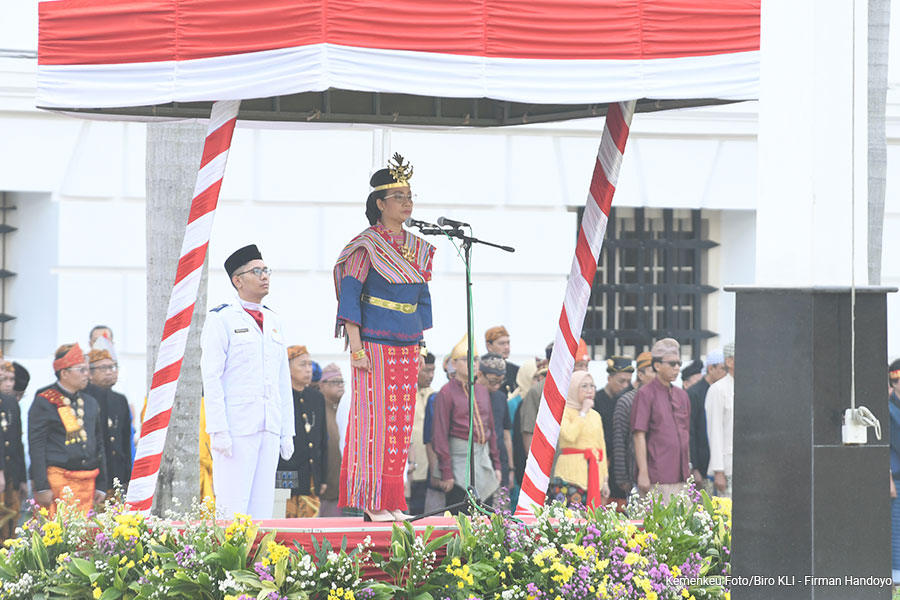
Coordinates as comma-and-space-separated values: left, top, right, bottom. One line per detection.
200, 300, 294, 439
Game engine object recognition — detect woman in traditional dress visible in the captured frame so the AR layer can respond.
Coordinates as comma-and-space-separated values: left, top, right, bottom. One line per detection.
333, 153, 434, 522
548, 370, 610, 509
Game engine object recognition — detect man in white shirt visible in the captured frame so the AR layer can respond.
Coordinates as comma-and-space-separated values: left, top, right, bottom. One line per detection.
201, 244, 294, 518
705, 341, 735, 498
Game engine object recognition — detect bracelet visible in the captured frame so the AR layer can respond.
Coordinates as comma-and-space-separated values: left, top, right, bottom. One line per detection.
351, 349, 366, 360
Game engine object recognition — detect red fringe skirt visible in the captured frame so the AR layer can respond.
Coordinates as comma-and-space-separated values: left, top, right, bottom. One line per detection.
339, 341, 417, 511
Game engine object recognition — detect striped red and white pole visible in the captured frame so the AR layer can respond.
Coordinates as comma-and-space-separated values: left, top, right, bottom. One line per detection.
514, 100, 637, 516
125, 100, 241, 514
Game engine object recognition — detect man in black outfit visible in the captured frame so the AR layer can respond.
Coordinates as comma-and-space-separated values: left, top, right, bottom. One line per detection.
28, 343, 106, 517
687, 349, 727, 491
593, 355, 633, 505
85, 349, 133, 496
277, 345, 327, 518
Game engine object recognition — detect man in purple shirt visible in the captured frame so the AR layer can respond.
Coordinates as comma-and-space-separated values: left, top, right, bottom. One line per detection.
631, 338, 691, 504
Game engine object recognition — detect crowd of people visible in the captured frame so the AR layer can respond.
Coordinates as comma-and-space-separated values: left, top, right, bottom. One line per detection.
0, 151, 748, 534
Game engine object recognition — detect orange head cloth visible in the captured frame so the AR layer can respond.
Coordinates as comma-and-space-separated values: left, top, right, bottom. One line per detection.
287, 345, 309, 360
53, 343, 85, 371
88, 349, 112, 364
576, 338, 590, 362
485, 326, 509, 343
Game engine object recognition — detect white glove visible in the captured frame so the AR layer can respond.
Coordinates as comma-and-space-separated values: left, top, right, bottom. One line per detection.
210, 432, 233, 457
280, 436, 294, 460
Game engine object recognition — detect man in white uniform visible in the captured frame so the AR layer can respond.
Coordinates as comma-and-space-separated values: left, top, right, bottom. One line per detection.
705, 341, 734, 499
201, 244, 294, 518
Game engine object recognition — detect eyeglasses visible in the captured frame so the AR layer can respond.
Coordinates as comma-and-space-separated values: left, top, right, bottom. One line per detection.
384, 192, 416, 204
324, 379, 345, 385
579, 383, 596, 390
661, 360, 682, 368
485, 376, 505, 386
91, 364, 119, 372
235, 267, 272, 278
65, 366, 90, 374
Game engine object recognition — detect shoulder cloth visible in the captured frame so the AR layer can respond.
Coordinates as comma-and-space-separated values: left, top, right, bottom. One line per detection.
38, 388, 67, 407
210, 303, 229, 313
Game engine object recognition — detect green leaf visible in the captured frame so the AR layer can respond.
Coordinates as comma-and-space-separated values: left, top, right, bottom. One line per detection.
70, 557, 97, 577
423, 532, 453, 554
100, 587, 124, 600
30, 533, 48, 571
274, 556, 287, 587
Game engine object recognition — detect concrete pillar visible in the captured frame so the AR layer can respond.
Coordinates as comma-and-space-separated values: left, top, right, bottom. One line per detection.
728, 287, 893, 600
756, 0, 868, 285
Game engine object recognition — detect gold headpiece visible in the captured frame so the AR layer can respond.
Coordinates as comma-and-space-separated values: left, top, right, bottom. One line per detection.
372, 153, 414, 192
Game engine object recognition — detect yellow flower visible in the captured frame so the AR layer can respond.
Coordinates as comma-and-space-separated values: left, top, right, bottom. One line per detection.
267, 541, 290, 564
41, 521, 63, 546
452, 557, 461, 567
682, 589, 690, 598
39, 507, 49, 517
93, 587, 102, 599
670, 565, 681, 578
623, 552, 640, 565
492, 551, 500, 560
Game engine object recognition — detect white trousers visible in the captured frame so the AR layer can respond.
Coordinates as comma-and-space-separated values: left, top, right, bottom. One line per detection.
212, 431, 279, 519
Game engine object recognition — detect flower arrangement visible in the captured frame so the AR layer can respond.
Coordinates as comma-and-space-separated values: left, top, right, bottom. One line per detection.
0, 483, 731, 600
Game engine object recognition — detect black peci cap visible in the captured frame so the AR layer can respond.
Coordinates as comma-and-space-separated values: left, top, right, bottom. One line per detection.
224, 244, 263, 277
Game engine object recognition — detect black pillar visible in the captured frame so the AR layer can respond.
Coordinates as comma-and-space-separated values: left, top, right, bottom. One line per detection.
726, 286, 895, 600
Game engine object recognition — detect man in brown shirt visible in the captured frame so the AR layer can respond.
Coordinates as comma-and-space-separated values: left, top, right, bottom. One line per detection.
432, 336, 502, 513
631, 338, 691, 504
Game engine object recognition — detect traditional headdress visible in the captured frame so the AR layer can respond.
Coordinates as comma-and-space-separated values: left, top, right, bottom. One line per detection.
606, 356, 634, 374
479, 353, 507, 376
451, 334, 478, 361
13, 362, 29, 393
723, 341, 735, 359
287, 345, 309, 360
576, 339, 591, 362
311, 361, 322, 383
680, 360, 702, 379
88, 349, 112, 364
889, 358, 900, 381
485, 326, 510, 344
321, 362, 342, 382
705, 349, 725, 367
371, 153, 414, 192
635, 351, 653, 370
225, 244, 263, 277
651, 338, 680, 360
0, 361, 13, 374
53, 343, 85, 372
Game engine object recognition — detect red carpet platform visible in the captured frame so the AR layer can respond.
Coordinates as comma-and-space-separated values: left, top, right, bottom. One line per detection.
256, 516, 466, 580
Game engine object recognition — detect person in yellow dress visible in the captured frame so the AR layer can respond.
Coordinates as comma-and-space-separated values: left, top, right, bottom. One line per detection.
548, 370, 610, 508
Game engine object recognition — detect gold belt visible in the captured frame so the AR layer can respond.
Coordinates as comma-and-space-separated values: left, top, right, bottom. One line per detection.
361, 294, 417, 314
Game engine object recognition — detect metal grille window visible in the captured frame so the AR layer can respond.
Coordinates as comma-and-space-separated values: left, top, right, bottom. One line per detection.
579, 207, 717, 361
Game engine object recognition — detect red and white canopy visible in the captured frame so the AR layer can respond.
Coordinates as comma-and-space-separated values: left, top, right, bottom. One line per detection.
38, 0, 760, 110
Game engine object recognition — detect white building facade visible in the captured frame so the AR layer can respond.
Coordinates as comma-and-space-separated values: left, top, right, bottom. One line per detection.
2, 1, 900, 411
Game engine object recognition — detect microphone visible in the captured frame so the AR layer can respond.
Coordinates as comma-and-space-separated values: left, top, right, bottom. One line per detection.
437, 216, 469, 229
404, 217, 438, 229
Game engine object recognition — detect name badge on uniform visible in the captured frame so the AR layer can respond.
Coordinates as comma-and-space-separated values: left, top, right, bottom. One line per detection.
234, 328, 249, 333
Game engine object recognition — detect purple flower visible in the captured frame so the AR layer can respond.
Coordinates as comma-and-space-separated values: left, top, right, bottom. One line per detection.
175, 544, 198, 568
254, 562, 274, 582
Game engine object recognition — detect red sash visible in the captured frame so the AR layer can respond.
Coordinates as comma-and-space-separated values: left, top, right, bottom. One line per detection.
561, 447, 604, 508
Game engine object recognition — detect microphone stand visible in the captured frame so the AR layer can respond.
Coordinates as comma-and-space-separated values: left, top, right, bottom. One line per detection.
409, 224, 515, 520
